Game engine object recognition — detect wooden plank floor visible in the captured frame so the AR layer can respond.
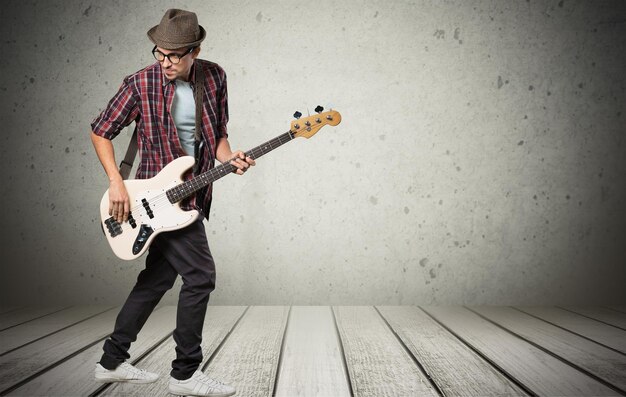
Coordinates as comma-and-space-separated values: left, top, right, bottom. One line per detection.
0, 306, 624, 396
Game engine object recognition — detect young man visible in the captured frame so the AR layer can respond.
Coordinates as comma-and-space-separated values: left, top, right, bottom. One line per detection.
90, 9, 253, 396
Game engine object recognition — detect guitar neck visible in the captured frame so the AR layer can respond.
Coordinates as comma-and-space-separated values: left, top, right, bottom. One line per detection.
167, 130, 295, 203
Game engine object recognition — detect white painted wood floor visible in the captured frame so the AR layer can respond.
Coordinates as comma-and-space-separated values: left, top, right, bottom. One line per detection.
0, 305, 625, 396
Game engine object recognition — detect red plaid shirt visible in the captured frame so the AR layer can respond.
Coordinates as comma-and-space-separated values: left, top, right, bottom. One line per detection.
91, 59, 228, 218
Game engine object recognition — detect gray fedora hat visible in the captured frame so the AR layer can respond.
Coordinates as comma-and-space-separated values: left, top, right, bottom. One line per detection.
147, 9, 206, 49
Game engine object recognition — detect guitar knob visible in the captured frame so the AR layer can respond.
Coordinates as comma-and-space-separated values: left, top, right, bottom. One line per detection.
315, 105, 324, 113
293, 111, 302, 119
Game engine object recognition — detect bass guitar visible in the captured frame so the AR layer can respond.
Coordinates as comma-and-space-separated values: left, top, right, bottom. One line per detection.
100, 107, 341, 260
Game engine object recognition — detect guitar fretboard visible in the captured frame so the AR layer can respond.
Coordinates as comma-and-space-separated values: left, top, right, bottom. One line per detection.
166, 131, 294, 203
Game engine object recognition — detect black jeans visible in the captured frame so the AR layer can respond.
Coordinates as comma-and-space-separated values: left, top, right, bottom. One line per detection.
98, 218, 216, 380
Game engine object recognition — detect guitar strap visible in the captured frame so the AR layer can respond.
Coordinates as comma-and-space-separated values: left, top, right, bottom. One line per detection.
118, 126, 138, 180
192, 60, 205, 175
118, 59, 205, 180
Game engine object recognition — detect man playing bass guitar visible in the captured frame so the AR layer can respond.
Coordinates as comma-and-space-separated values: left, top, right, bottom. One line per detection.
90, 8, 252, 396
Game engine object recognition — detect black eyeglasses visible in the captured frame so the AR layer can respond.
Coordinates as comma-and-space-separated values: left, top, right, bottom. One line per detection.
151, 46, 195, 64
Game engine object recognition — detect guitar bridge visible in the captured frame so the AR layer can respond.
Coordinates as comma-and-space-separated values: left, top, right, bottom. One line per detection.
104, 217, 122, 237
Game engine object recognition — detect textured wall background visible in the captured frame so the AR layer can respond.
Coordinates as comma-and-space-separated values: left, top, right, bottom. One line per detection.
0, 0, 624, 306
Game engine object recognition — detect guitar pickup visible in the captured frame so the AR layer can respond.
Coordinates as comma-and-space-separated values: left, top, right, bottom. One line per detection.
142, 198, 154, 219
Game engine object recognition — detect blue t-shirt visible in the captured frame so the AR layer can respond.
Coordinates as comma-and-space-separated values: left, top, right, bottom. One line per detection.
171, 80, 195, 156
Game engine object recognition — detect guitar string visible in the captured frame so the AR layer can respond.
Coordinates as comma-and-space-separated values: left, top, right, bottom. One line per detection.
122, 134, 283, 214
110, 130, 295, 222
123, 165, 233, 217
118, 161, 235, 218
122, 137, 281, 215
122, 163, 230, 215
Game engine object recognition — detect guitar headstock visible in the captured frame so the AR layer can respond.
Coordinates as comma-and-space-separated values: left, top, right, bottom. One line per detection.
290, 107, 341, 139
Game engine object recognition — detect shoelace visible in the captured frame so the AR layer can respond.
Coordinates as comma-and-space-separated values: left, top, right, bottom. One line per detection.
120, 363, 149, 378
196, 372, 226, 388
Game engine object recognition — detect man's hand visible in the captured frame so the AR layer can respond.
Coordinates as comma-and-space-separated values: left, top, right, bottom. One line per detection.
229, 150, 256, 175
108, 178, 130, 223
91, 132, 131, 223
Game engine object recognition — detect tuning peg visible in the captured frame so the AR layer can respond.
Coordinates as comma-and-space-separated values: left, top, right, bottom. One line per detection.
315, 105, 324, 113
293, 111, 302, 119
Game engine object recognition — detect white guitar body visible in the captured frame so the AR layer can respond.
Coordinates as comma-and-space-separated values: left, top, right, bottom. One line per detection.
99, 156, 200, 260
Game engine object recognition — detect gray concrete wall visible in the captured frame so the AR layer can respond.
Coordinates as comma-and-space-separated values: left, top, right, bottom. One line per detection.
1, 0, 624, 306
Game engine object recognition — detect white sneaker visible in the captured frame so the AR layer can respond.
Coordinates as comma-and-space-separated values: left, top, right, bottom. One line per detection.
169, 369, 236, 396
94, 362, 159, 383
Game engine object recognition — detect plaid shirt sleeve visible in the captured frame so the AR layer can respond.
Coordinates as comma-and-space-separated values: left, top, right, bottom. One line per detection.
91, 77, 140, 140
